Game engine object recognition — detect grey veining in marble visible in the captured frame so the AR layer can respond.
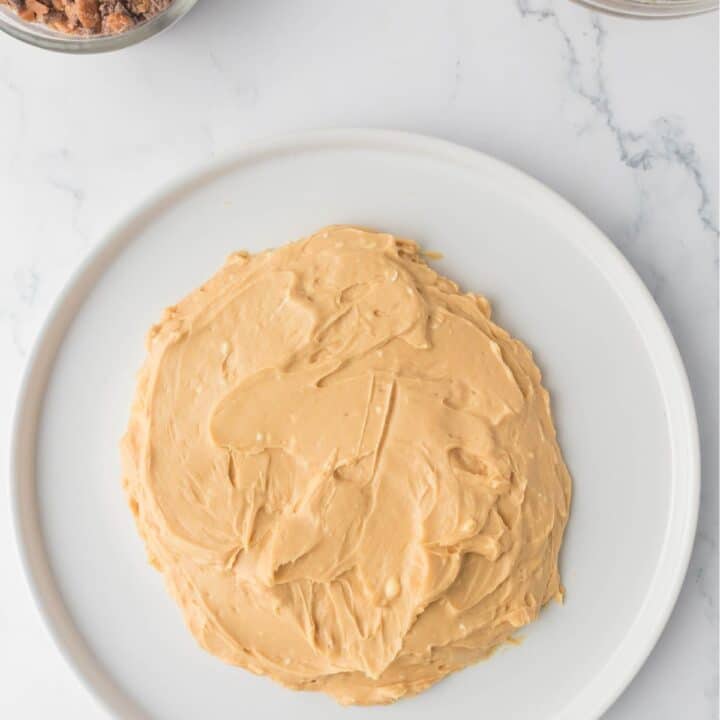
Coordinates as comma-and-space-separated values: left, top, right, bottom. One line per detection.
518, 0, 717, 233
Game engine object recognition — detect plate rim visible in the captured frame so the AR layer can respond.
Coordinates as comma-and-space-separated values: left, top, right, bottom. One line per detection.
10, 127, 701, 720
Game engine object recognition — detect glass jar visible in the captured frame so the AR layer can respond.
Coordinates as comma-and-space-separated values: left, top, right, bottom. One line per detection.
0, 0, 198, 53
580, 0, 717, 16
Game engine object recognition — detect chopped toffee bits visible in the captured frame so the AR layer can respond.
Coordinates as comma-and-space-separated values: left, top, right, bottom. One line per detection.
0, 0, 173, 36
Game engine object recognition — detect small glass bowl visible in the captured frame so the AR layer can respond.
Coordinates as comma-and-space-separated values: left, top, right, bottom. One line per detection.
0, 0, 198, 53
579, 0, 717, 16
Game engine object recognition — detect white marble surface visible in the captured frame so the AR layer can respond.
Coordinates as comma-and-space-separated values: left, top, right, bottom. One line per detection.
0, 2, 716, 718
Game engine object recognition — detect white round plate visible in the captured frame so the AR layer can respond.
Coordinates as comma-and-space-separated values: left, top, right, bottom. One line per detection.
12, 130, 699, 720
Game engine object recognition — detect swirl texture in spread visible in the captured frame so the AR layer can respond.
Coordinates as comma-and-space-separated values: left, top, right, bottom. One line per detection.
121, 226, 572, 705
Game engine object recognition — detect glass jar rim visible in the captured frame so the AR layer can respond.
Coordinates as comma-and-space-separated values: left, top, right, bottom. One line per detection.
577, 0, 717, 17
0, 0, 198, 53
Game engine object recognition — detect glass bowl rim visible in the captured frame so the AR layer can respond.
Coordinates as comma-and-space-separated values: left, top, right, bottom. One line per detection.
0, 0, 199, 53
577, 0, 718, 17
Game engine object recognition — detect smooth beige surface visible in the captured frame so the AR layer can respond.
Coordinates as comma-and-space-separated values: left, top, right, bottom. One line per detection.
121, 226, 572, 705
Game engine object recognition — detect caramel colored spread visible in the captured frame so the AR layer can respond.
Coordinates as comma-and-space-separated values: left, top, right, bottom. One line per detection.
122, 226, 571, 705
